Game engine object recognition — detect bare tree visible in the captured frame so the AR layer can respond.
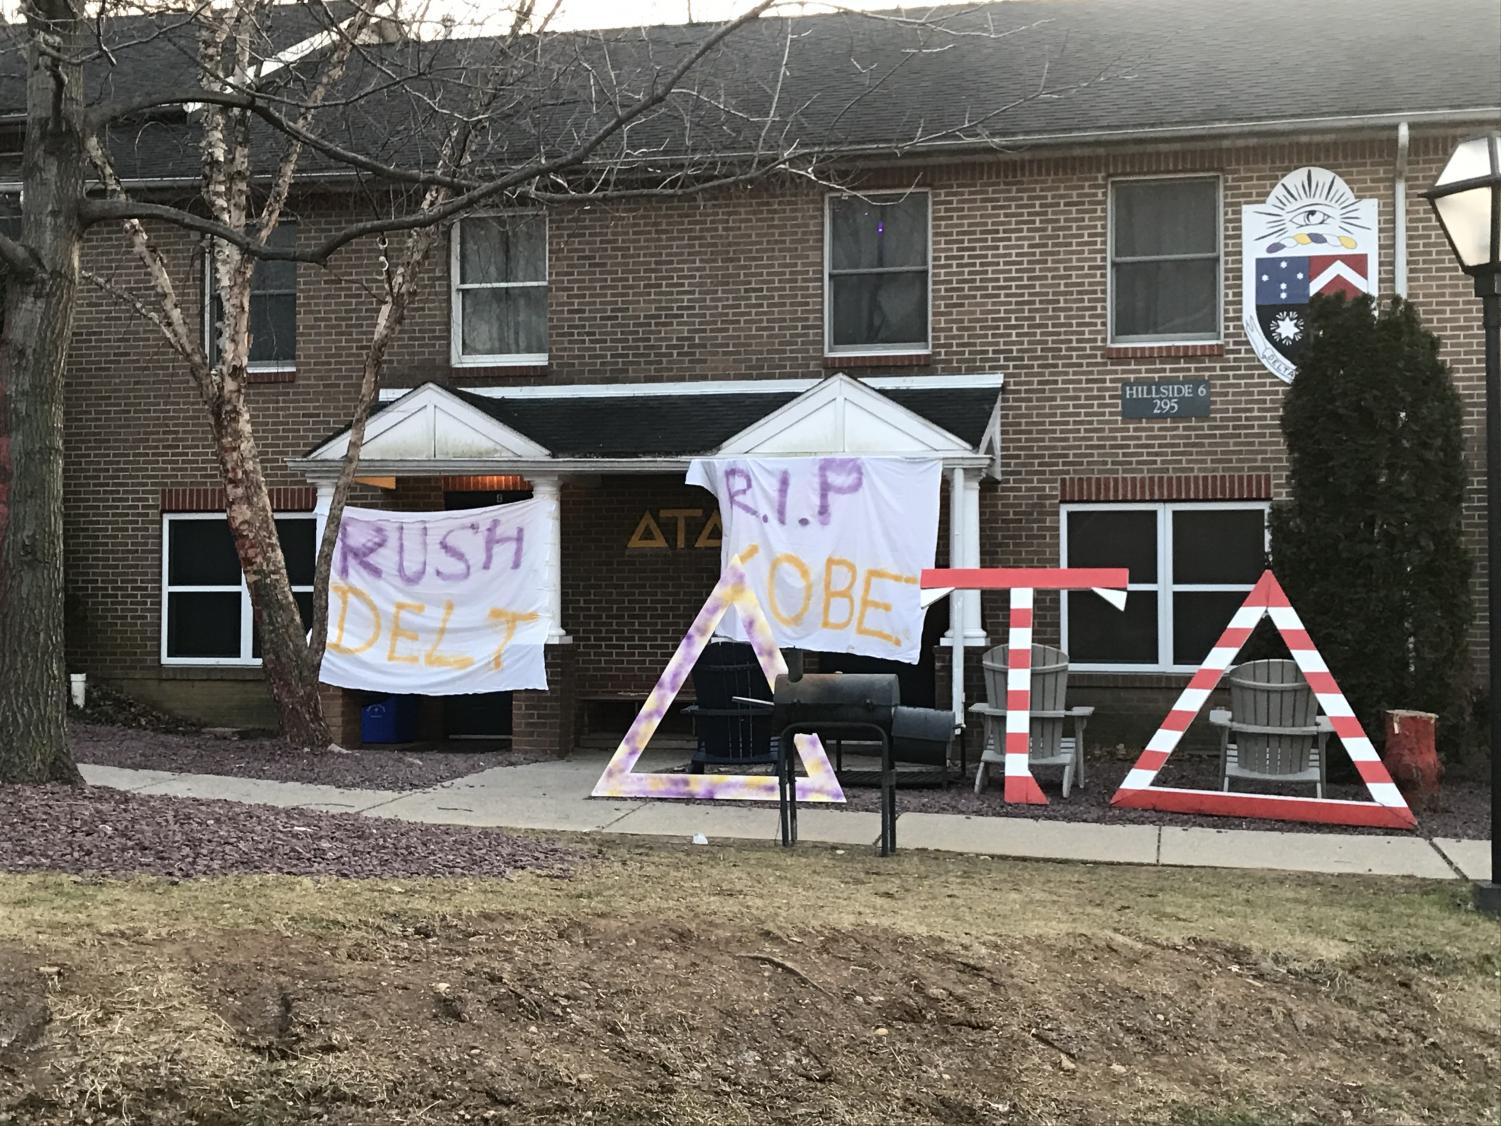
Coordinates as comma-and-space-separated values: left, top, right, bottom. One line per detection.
0, 0, 1111, 779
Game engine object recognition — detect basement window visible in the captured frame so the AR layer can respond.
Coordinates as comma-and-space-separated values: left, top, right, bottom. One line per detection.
160, 513, 315, 665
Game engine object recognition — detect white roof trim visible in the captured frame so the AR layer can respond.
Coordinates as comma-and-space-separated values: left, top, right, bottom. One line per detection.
713, 372, 976, 456
377, 371, 1004, 403
306, 382, 550, 463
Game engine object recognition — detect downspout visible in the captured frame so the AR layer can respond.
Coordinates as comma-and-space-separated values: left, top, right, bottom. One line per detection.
1394, 121, 1410, 297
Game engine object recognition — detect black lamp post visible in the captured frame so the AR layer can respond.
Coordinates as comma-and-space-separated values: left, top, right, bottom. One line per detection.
1422, 132, 1501, 915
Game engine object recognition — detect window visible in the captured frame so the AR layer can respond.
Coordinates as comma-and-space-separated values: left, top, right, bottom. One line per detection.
1060, 502, 1267, 671
161, 513, 315, 665
204, 222, 298, 370
1109, 177, 1221, 343
451, 213, 548, 365
825, 190, 930, 355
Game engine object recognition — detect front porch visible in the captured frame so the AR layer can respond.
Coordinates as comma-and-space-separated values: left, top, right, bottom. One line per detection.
292, 373, 1004, 755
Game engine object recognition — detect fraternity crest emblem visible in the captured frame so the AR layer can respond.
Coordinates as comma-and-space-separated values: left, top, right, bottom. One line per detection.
1242, 167, 1379, 382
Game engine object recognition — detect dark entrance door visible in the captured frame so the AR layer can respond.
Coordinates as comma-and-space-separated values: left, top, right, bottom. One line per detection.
441, 487, 533, 739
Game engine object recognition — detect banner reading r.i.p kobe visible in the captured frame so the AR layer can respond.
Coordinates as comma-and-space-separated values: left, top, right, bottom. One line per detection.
686, 456, 940, 663
318, 499, 554, 695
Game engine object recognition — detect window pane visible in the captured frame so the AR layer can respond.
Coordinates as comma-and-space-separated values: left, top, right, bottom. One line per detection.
460, 215, 546, 284
1173, 590, 1250, 665
1112, 179, 1217, 257
167, 519, 241, 586
1064, 509, 1157, 582
166, 591, 241, 658
1067, 589, 1158, 664
276, 518, 316, 587
829, 272, 928, 348
1113, 258, 1219, 338
829, 194, 927, 271
1172, 508, 1266, 584
251, 223, 297, 292
251, 590, 313, 659
461, 287, 548, 356
249, 293, 296, 364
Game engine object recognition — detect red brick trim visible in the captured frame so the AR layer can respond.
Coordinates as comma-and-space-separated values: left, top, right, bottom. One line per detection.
1058, 474, 1272, 503
247, 368, 297, 385
1104, 343, 1225, 359
823, 353, 933, 369
160, 485, 317, 512
450, 364, 548, 380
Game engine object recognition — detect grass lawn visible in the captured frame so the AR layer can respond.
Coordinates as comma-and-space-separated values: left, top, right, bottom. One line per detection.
1, 841, 1497, 1125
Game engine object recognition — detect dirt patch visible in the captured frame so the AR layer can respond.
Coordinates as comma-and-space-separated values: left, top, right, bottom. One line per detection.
70, 720, 543, 790
0, 784, 576, 880
0, 849, 1495, 1126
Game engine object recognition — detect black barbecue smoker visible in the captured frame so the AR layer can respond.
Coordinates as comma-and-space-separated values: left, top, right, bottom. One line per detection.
765, 654, 957, 855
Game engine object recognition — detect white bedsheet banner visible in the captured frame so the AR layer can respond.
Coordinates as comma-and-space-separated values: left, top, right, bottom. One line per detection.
686, 456, 941, 663
318, 498, 553, 694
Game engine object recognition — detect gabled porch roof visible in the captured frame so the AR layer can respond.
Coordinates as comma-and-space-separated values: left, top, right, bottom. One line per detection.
291, 373, 1003, 478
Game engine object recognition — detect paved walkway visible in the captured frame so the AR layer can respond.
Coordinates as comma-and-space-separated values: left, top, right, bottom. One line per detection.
79, 751, 1491, 882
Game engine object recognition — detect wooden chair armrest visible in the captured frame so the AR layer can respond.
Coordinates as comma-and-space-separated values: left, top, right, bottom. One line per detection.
1066, 706, 1095, 717
1315, 715, 1334, 733
969, 703, 1006, 716
1208, 709, 1231, 727
1227, 720, 1321, 737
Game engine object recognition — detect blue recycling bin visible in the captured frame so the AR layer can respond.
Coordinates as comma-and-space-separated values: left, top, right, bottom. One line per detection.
361, 696, 418, 744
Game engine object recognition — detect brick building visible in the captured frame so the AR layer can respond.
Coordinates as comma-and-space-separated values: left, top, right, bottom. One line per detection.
20, 0, 1501, 753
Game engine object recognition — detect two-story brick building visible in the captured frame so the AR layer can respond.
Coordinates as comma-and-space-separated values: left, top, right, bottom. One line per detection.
27, 0, 1501, 755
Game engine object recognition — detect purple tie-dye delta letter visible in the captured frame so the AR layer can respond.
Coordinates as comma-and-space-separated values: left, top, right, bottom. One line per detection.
591, 551, 845, 802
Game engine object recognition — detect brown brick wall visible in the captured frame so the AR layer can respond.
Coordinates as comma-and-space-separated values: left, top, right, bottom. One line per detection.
60, 130, 1491, 729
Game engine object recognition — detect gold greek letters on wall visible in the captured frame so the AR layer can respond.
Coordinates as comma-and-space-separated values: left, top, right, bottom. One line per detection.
627, 509, 722, 550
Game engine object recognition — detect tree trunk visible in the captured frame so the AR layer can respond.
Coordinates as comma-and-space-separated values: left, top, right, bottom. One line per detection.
0, 4, 85, 784
210, 377, 332, 751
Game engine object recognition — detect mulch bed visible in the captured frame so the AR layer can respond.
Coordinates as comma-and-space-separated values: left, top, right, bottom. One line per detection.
70, 720, 550, 791
669, 745, 1491, 839
826, 748, 1493, 839
0, 784, 577, 880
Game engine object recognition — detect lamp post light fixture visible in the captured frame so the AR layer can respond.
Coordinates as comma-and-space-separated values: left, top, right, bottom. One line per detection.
1422, 132, 1501, 915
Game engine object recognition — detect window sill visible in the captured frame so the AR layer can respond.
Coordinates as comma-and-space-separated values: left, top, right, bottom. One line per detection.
1105, 343, 1224, 359
247, 366, 297, 384
823, 352, 933, 369
159, 665, 265, 681
450, 363, 548, 380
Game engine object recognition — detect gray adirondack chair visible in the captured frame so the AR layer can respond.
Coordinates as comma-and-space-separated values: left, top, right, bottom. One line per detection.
970, 644, 1092, 797
1208, 659, 1329, 797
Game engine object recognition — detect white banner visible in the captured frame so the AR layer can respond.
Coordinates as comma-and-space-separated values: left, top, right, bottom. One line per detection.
318, 499, 553, 694
686, 456, 940, 663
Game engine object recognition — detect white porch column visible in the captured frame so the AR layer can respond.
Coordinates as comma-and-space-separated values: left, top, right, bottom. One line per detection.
529, 475, 571, 644
313, 480, 335, 549
959, 468, 986, 646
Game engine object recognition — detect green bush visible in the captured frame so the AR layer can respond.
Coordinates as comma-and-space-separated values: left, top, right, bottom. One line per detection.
1270, 295, 1474, 760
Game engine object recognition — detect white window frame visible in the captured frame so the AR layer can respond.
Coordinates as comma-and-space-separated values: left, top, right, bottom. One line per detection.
823, 188, 933, 357
160, 512, 315, 667
450, 212, 549, 367
1060, 500, 1269, 673
1107, 173, 1223, 345
201, 223, 299, 374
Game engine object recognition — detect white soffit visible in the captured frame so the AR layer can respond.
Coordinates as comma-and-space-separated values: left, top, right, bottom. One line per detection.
714, 372, 976, 456
307, 383, 550, 462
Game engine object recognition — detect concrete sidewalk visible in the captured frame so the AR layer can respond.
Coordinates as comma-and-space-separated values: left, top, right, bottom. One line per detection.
78, 754, 1490, 882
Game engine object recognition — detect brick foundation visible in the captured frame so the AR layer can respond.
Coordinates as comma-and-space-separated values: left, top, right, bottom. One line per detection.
512, 643, 578, 757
